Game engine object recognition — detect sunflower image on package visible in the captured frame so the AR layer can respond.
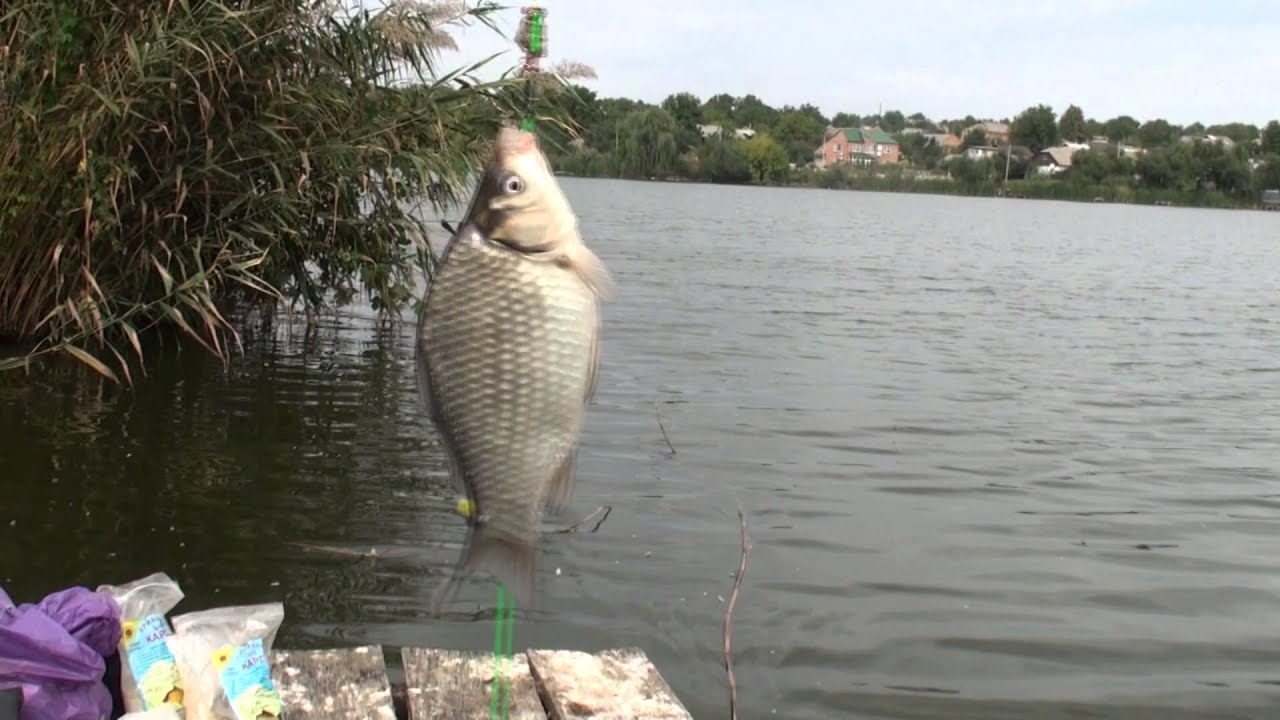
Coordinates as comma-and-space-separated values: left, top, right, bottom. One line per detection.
167, 602, 285, 720
96, 572, 187, 712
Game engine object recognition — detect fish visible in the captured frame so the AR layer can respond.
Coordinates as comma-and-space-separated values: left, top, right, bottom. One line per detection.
414, 126, 614, 611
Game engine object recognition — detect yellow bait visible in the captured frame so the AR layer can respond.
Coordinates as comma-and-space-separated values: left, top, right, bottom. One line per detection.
455, 497, 475, 519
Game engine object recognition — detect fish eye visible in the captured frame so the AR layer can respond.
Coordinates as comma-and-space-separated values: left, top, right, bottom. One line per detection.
502, 175, 525, 194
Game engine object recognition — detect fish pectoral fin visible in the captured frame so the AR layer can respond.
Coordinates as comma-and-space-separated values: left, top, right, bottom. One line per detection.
560, 242, 616, 300
543, 445, 579, 515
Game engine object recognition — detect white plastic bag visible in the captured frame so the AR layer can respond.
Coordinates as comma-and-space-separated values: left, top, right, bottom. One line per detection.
118, 707, 183, 720
167, 603, 286, 720
96, 572, 186, 713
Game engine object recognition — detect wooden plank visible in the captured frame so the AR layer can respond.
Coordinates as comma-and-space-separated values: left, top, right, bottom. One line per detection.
525, 648, 692, 720
270, 645, 397, 720
402, 647, 545, 720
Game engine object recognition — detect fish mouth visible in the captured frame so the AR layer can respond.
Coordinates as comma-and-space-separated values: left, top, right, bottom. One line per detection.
489, 236, 557, 254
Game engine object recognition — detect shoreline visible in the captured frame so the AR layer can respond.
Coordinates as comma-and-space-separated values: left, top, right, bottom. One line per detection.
553, 171, 1278, 213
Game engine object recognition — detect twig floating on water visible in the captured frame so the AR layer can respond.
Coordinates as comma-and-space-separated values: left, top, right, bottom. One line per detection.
724, 504, 751, 720
654, 401, 677, 455
550, 505, 612, 534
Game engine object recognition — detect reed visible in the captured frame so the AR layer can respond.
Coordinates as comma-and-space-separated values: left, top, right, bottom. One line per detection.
0, 0, 592, 382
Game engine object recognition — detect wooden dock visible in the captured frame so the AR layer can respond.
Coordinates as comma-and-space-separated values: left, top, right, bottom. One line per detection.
268, 645, 693, 720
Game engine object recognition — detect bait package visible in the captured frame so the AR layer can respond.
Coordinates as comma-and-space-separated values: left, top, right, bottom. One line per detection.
119, 708, 183, 720
167, 602, 285, 720
96, 572, 186, 713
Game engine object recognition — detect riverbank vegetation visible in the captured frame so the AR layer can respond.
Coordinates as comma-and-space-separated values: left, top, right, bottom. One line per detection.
543, 88, 1280, 209
0, 0, 588, 380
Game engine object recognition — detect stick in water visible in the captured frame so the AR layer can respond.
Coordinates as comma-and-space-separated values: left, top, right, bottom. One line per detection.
724, 504, 751, 720
550, 505, 612, 534
654, 401, 677, 455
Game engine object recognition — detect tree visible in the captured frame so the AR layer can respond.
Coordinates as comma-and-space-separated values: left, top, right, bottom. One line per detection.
734, 94, 778, 130
948, 155, 993, 189
661, 92, 703, 151
1136, 144, 1196, 191
616, 107, 680, 178
881, 110, 906, 133
831, 112, 861, 128
1137, 119, 1179, 148
1190, 140, 1250, 194
1205, 123, 1259, 145
1103, 115, 1140, 143
740, 133, 790, 184
700, 93, 736, 126
586, 97, 644, 156
772, 109, 827, 164
1058, 105, 1088, 142
1070, 149, 1132, 185
899, 133, 944, 169
1260, 121, 1280, 155
661, 92, 702, 128
962, 128, 988, 149
697, 137, 752, 184
1011, 104, 1060, 152
1256, 155, 1280, 192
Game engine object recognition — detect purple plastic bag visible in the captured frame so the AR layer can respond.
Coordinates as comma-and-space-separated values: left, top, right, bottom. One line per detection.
0, 584, 121, 720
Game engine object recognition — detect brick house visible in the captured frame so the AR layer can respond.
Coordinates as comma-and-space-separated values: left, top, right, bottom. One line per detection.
817, 127, 901, 167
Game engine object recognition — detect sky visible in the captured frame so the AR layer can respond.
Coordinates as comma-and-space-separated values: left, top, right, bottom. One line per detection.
414, 0, 1280, 127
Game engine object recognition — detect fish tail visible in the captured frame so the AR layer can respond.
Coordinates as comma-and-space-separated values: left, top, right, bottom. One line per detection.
430, 524, 538, 614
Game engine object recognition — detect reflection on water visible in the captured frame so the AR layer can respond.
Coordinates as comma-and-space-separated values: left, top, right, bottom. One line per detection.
4, 179, 1280, 719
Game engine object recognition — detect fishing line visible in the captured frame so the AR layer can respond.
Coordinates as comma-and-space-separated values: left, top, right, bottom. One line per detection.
485, 7, 546, 720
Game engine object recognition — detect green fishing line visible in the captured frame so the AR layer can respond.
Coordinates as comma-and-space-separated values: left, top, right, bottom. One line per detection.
491, 10, 543, 718
491, 586, 505, 719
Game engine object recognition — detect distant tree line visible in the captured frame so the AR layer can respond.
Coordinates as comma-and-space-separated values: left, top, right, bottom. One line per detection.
536, 87, 1280, 205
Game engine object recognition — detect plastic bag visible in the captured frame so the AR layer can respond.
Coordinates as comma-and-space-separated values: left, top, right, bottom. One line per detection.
118, 707, 183, 720
167, 603, 285, 720
96, 573, 186, 714
0, 583, 121, 720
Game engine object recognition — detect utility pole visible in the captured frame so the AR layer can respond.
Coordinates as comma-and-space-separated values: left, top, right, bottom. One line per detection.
1002, 142, 1013, 195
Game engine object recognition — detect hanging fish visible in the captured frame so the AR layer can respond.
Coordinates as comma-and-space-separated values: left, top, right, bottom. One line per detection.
415, 126, 613, 610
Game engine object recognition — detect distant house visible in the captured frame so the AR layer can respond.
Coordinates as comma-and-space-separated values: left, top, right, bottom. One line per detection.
963, 121, 1011, 146
699, 123, 756, 141
817, 127, 901, 167
964, 145, 1001, 160
698, 124, 757, 141
1182, 133, 1236, 147
1029, 146, 1078, 175
923, 132, 963, 152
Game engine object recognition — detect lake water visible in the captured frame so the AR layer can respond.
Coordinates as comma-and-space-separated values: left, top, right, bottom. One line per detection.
3, 178, 1280, 719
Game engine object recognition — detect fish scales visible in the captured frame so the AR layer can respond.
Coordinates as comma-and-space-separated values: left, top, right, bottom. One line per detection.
415, 126, 612, 610
422, 230, 599, 549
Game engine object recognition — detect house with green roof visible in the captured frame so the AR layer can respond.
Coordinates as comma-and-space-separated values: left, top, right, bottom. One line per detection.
815, 126, 901, 168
